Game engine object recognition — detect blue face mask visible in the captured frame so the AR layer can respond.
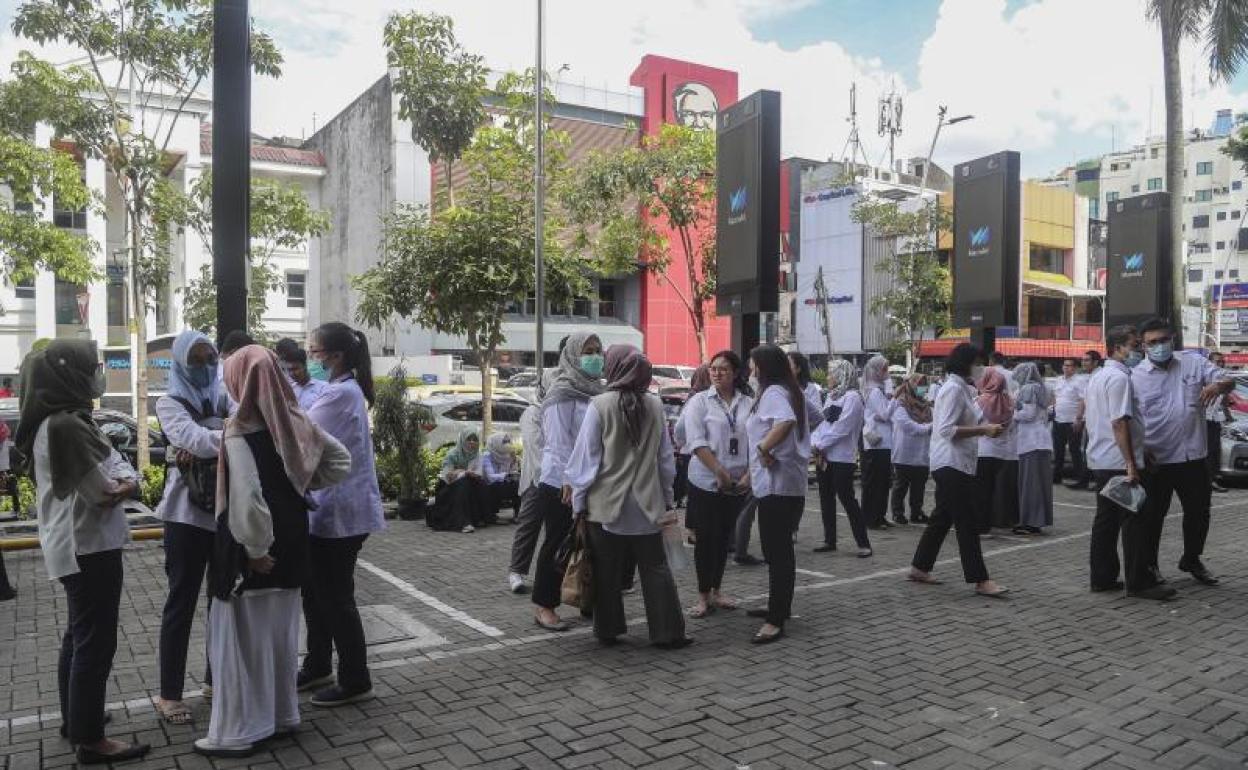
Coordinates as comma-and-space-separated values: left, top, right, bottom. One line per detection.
580, 353, 604, 378
915, 386, 928, 397
1146, 341, 1173, 365
187, 364, 213, 389
307, 360, 331, 382
1124, 350, 1144, 368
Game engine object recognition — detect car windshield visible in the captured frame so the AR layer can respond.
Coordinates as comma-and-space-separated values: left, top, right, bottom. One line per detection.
653, 366, 681, 379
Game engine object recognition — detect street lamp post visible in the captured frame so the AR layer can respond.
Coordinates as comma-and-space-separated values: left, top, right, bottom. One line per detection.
212, 0, 250, 344
533, 0, 545, 381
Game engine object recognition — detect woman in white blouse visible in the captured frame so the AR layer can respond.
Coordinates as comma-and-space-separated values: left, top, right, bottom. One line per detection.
811, 359, 872, 556
889, 375, 933, 526
17, 340, 151, 764
974, 367, 1019, 533
860, 355, 897, 529
1012, 363, 1054, 534
908, 343, 1009, 597
682, 350, 753, 618
746, 345, 823, 644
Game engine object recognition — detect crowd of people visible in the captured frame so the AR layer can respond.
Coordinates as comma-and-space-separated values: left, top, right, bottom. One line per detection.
6, 313, 1237, 763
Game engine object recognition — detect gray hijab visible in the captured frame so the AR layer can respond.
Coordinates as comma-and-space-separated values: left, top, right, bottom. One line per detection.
826, 359, 858, 401
541, 332, 605, 411
1012, 362, 1049, 409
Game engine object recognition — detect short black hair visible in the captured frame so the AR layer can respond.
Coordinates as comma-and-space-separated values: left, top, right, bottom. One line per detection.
220, 329, 255, 355
274, 338, 307, 365
945, 343, 982, 377
1105, 324, 1138, 355
1084, 350, 1101, 362
1138, 317, 1173, 337
1062, 357, 1079, 367
989, 351, 1007, 366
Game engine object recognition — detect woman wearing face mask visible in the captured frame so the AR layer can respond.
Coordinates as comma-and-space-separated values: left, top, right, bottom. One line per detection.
427, 429, 490, 533
812, 359, 873, 556
298, 322, 384, 708
482, 432, 520, 521
532, 332, 605, 632
889, 374, 933, 526
1012, 363, 1053, 535
18, 340, 151, 764
745, 344, 823, 644
154, 330, 230, 725
860, 355, 897, 529
908, 344, 1009, 597
974, 367, 1019, 533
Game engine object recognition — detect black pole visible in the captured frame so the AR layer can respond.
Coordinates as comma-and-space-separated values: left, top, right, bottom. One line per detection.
733, 312, 760, 363
212, 0, 250, 344
971, 326, 996, 358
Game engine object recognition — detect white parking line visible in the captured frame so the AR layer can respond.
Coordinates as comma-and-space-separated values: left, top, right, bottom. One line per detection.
795, 568, 837, 579
358, 559, 505, 638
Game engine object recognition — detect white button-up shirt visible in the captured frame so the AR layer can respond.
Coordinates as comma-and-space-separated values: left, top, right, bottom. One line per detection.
539, 398, 589, 488
682, 388, 752, 492
747, 385, 819, 498
1132, 351, 1227, 465
929, 377, 981, 475
890, 405, 932, 467
1086, 359, 1145, 471
154, 396, 225, 532
1052, 374, 1086, 424
863, 386, 896, 450
977, 419, 1018, 460
812, 390, 864, 464
1013, 402, 1052, 456
306, 375, 385, 539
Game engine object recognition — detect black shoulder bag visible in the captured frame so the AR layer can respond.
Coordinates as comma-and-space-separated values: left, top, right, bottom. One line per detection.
164, 397, 223, 513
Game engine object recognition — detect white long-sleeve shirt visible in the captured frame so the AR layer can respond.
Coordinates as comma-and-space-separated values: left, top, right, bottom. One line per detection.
863, 386, 896, 450
811, 391, 863, 464
747, 386, 820, 498
539, 399, 588, 488
1013, 402, 1052, 456
890, 406, 932, 467
155, 395, 224, 531
682, 388, 752, 491
929, 378, 981, 475
976, 419, 1018, 461
565, 404, 675, 535
306, 375, 385, 539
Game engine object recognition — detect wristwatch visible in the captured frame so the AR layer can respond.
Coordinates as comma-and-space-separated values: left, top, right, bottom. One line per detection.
756, 444, 772, 460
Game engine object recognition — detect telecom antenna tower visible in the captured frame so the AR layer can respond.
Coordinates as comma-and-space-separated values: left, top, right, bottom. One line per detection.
840, 83, 869, 179
878, 86, 903, 169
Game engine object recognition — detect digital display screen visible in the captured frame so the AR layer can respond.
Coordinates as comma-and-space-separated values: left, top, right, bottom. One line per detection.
1106, 199, 1163, 322
716, 117, 760, 287
951, 151, 1019, 327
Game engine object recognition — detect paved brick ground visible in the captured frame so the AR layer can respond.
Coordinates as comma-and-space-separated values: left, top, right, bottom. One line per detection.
4, 482, 1248, 769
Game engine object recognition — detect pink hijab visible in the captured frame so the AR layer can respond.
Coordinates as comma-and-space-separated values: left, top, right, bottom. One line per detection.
215, 345, 326, 514
975, 367, 1013, 427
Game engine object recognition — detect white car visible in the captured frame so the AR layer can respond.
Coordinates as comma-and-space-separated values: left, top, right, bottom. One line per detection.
651, 364, 696, 391
419, 395, 529, 450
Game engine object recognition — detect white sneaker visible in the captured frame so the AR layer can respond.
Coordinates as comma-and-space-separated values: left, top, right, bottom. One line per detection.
462, 524, 475, 533
508, 573, 527, 594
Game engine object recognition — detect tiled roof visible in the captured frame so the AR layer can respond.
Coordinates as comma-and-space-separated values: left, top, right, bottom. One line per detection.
200, 123, 325, 168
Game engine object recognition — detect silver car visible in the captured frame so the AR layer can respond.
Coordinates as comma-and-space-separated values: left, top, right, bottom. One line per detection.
420, 395, 529, 450
1218, 420, 1248, 480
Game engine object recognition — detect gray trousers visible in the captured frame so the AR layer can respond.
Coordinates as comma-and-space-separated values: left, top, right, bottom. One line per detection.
587, 523, 685, 644
733, 495, 758, 556
508, 485, 543, 576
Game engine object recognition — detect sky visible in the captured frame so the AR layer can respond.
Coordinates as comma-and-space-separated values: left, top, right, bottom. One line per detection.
1, 0, 1246, 178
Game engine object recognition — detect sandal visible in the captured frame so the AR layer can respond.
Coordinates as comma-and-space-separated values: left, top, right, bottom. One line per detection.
688, 604, 711, 619
712, 596, 737, 610
907, 570, 942, 585
975, 585, 1011, 598
156, 699, 194, 725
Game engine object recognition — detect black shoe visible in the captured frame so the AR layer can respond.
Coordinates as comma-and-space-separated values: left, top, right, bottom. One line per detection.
296, 670, 334, 693
1090, 581, 1124, 593
892, 514, 908, 525
310, 684, 375, 708
911, 513, 929, 524
76, 742, 151, 765
0, 585, 14, 601
813, 543, 836, 553
1148, 566, 1168, 585
597, 636, 621, 647
653, 637, 694, 650
1179, 558, 1219, 586
734, 554, 763, 566
1128, 586, 1177, 601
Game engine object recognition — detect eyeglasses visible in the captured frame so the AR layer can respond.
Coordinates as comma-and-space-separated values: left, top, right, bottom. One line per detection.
708, 366, 733, 374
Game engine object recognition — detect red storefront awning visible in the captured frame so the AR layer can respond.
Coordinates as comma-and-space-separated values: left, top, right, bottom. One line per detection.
918, 338, 1105, 360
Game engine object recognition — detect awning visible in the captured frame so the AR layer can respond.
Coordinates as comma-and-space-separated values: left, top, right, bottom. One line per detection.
1023, 280, 1105, 300
918, 337, 1103, 360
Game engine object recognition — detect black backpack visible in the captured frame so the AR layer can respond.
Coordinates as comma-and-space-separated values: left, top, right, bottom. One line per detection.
164, 397, 225, 513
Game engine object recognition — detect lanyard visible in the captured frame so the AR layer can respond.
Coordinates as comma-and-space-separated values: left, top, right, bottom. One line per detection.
712, 393, 738, 432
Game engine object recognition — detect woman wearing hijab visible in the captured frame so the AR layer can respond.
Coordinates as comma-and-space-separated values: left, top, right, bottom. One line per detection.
811, 359, 872, 556
19, 340, 150, 764
0, 418, 14, 601
974, 367, 1019, 533
532, 332, 605, 632
908, 343, 1009, 597
860, 355, 897, 529
1012, 362, 1054, 534
427, 429, 490, 533
566, 345, 688, 648
890, 375, 933, 525
481, 432, 520, 520
154, 330, 230, 724
194, 346, 350, 758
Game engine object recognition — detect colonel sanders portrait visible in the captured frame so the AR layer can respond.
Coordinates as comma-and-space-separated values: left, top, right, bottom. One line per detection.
672, 82, 718, 130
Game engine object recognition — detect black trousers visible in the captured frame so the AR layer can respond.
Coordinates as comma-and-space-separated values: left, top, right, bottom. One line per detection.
158, 521, 214, 700
1142, 459, 1212, 565
816, 462, 871, 549
58, 549, 123, 745
487, 478, 520, 519
587, 524, 685, 643
673, 454, 690, 507
974, 456, 1019, 531
1089, 471, 1156, 591
1206, 421, 1223, 483
689, 485, 745, 592
532, 483, 573, 610
911, 468, 990, 583
302, 534, 370, 691
0, 547, 12, 594
1052, 421, 1084, 481
860, 448, 892, 525
757, 495, 803, 626
891, 463, 929, 519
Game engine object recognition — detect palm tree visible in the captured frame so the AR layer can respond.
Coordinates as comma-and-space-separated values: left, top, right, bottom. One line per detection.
1148, 0, 1248, 345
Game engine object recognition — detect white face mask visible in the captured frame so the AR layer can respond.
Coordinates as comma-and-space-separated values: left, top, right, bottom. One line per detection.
970, 365, 985, 383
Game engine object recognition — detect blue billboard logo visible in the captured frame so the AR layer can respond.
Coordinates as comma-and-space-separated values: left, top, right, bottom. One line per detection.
969, 226, 990, 248
1123, 252, 1144, 271
729, 186, 748, 215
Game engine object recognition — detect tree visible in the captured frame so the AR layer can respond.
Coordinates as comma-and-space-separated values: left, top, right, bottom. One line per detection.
561, 123, 717, 361
1148, 0, 1248, 342
171, 172, 329, 338
372, 364, 434, 515
852, 196, 952, 369
384, 11, 488, 208
355, 73, 585, 437
11, 0, 281, 470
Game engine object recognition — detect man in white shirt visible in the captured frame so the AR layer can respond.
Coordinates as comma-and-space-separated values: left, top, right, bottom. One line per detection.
1051, 358, 1086, 486
1132, 317, 1234, 587
1205, 351, 1231, 494
275, 339, 328, 412
1086, 325, 1172, 600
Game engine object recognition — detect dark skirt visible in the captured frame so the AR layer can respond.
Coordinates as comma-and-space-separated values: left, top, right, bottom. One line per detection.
427, 475, 494, 531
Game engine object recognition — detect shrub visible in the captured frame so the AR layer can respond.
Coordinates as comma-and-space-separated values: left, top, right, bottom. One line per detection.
0, 476, 36, 518
141, 464, 166, 508
372, 364, 435, 501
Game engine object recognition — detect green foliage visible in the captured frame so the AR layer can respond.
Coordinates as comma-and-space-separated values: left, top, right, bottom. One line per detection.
372, 365, 435, 501
852, 197, 952, 367
810, 367, 827, 388
0, 476, 36, 517
140, 464, 166, 508
1223, 124, 1248, 173
560, 123, 717, 360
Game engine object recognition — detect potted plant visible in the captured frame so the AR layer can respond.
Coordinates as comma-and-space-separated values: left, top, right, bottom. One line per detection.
372, 365, 435, 520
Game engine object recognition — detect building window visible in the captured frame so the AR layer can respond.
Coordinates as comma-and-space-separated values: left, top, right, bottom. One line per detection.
1217, 241, 1226, 250
571, 296, 591, 317
285, 271, 305, 308
1029, 244, 1065, 275
1148, 177, 1163, 191
1194, 214, 1211, 228
598, 282, 617, 318
1131, 184, 1140, 193
1234, 210, 1242, 219
1196, 189, 1214, 202
54, 280, 84, 325
1233, 270, 1241, 278
1216, 270, 1225, 279
1197, 161, 1214, 175
1189, 268, 1204, 282
1109, 163, 1119, 171
52, 197, 87, 230
1218, 211, 1228, 221
1075, 168, 1099, 182
1106, 191, 1120, 202
1234, 180, 1243, 191
1151, 147, 1161, 159
14, 277, 34, 300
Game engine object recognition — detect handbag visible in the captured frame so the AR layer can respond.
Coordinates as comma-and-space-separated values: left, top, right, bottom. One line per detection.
165, 397, 222, 512
559, 517, 594, 611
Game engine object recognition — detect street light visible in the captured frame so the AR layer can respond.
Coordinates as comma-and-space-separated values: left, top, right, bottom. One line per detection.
919, 107, 974, 195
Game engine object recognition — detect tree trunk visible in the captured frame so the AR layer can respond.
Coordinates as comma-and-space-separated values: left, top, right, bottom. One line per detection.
129, 207, 150, 473
445, 158, 455, 209
1161, 12, 1186, 345
478, 347, 493, 440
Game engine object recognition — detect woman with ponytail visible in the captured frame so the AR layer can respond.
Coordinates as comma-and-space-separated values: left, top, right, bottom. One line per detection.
298, 322, 384, 708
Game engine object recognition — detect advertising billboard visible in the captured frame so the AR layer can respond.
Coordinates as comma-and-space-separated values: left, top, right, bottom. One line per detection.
715, 90, 780, 315
795, 186, 863, 354
1105, 192, 1171, 330
952, 151, 1021, 327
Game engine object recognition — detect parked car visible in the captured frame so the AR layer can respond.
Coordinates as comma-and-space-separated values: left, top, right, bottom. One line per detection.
418, 395, 530, 451
0, 408, 168, 470
651, 364, 695, 391
506, 370, 540, 388
1218, 419, 1248, 481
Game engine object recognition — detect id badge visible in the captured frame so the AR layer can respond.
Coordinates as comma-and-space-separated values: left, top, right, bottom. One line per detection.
728, 437, 739, 456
